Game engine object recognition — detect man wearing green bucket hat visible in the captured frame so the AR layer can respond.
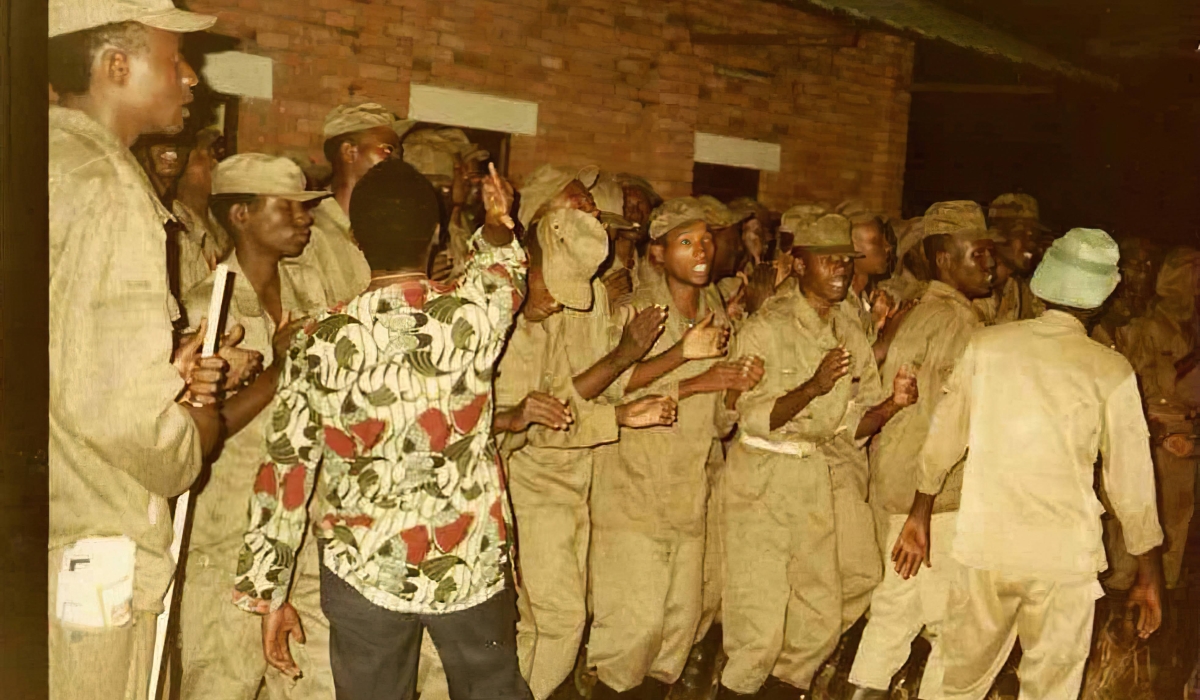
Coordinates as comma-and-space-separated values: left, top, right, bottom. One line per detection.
892, 228, 1164, 700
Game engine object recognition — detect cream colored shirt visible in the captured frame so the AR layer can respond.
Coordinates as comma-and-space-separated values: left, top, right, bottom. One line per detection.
49, 106, 201, 612
919, 311, 1163, 577
182, 254, 329, 567
285, 196, 371, 307
869, 282, 982, 516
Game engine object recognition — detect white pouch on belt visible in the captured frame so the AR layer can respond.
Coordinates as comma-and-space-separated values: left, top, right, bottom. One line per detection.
55, 536, 136, 629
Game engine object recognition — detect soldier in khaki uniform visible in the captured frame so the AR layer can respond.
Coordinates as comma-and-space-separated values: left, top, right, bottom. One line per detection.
877, 217, 930, 306
46, 2, 235, 698
975, 193, 1051, 325
518, 164, 602, 232
719, 214, 917, 700
589, 198, 764, 699
894, 228, 1164, 700
173, 127, 233, 299
177, 155, 332, 700
1112, 248, 1200, 591
846, 202, 997, 700
493, 208, 676, 699
288, 103, 415, 306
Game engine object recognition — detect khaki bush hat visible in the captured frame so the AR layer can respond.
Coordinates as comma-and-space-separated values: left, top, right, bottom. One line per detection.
728, 197, 769, 224
894, 216, 927, 261
538, 208, 610, 311
836, 199, 880, 226
323, 103, 415, 141
212, 154, 330, 202
648, 197, 709, 241
402, 127, 488, 183
792, 213, 861, 256
1029, 228, 1121, 309
923, 200, 996, 243
697, 195, 752, 228
51, 0, 216, 37
778, 203, 830, 235
989, 193, 1051, 232
590, 175, 625, 216
518, 164, 600, 229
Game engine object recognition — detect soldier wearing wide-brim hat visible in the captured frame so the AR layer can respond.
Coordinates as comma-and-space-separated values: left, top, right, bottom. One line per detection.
48, 1, 235, 698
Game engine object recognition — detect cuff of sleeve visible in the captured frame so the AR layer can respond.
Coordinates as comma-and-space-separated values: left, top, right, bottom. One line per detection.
232, 589, 274, 615
1122, 512, 1166, 557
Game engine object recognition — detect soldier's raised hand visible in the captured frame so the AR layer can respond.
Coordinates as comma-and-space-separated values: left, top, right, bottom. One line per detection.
617, 305, 667, 362
804, 346, 851, 396
682, 312, 729, 359
892, 365, 918, 407
616, 395, 677, 428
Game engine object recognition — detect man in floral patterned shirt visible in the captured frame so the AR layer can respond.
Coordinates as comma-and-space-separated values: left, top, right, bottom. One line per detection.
233, 158, 531, 700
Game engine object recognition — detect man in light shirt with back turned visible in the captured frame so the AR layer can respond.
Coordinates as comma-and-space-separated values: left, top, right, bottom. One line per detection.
892, 227, 1165, 700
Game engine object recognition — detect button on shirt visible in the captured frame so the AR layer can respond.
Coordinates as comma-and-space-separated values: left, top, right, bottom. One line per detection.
919, 311, 1163, 577
233, 232, 527, 615
49, 106, 201, 612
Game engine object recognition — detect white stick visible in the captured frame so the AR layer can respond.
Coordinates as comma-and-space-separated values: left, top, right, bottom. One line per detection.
148, 264, 231, 700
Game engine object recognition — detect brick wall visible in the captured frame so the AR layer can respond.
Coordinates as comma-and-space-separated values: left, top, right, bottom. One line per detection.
190, 0, 915, 215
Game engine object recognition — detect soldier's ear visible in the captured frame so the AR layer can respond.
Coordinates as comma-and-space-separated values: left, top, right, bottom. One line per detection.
648, 242, 666, 266
792, 253, 806, 278
339, 139, 358, 167
99, 47, 132, 87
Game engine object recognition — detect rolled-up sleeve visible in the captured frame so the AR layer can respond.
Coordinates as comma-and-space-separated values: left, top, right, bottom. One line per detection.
1100, 371, 1164, 556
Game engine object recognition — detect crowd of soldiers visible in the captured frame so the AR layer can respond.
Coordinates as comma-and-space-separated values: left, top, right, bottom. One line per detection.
48, 2, 1198, 700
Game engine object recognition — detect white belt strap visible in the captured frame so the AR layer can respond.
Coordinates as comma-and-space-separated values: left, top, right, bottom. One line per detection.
739, 434, 817, 458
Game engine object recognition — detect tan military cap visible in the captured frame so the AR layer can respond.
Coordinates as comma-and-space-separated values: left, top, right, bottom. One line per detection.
696, 195, 752, 228
1029, 228, 1120, 309
538, 208, 610, 311
517, 164, 600, 229
51, 0, 216, 37
792, 213, 861, 256
648, 197, 709, 241
893, 216, 927, 261
835, 199, 881, 226
590, 175, 625, 216
923, 201, 992, 240
212, 154, 329, 202
778, 203, 830, 235
614, 173, 663, 207
728, 197, 769, 224
402, 127, 488, 183
988, 193, 1050, 231
323, 103, 416, 141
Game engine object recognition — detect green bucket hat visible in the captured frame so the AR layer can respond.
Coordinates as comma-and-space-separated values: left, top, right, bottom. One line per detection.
1029, 228, 1121, 309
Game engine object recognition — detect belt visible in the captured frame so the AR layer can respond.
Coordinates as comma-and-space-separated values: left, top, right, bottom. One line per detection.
739, 434, 818, 458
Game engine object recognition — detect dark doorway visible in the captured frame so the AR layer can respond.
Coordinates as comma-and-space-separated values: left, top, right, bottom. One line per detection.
692, 162, 760, 202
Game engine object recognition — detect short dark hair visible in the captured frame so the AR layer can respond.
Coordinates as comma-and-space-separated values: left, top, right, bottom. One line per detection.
923, 233, 956, 278
323, 132, 362, 167
210, 194, 263, 239
350, 160, 441, 271
49, 22, 149, 97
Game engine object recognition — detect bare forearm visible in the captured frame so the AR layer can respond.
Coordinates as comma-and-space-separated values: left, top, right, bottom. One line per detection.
769, 382, 819, 431
626, 342, 686, 394
908, 491, 936, 521
575, 347, 640, 400
185, 404, 224, 459
221, 364, 283, 438
1135, 549, 1162, 585
493, 407, 522, 434
855, 396, 903, 440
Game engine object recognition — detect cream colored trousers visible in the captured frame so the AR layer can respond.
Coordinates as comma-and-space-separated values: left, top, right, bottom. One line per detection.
179, 538, 334, 700
508, 448, 594, 700
940, 566, 1102, 700
697, 442, 727, 641
848, 512, 959, 699
588, 528, 706, 691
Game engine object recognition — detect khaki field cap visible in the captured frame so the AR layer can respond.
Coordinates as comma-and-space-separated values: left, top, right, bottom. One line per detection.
793, 213, 861, 256
323, 103, 415, 141
894, 216, 927, 260
697, 195, 752, 228
989, 193, 1051, 231
923, 200, 994, 242
835, 199, 879, 226
590, 175, 626, 216
778, 203, 830, 235
728, 197, 769, 224
1029, 228, 1121, 309
538, 208, 610, 311
51, 0, 216, 37
402, 127, 488, 183
648, 197, 709, 241
518, 164, 600, 229
212, 154, 330, 202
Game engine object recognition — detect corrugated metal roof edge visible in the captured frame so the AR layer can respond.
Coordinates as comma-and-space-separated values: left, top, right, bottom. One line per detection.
793, 0, 1120, 90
